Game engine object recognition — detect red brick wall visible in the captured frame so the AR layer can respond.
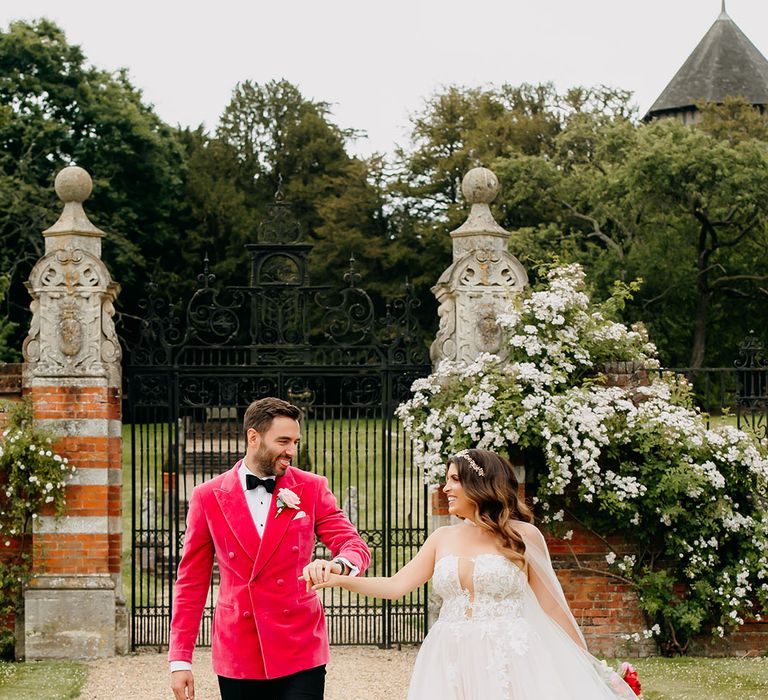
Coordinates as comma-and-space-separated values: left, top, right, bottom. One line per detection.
544, 521, 656, 657
545, 520, 768, 658
690, 621, 768, 656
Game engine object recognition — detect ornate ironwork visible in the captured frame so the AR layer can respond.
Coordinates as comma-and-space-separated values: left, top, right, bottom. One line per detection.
257, 180, 303, 245
125, 243, 425, 369
653, 332, 768, 441
380, 280, 429, 366
123, 193, 431, 650
735, 330, 767, 369
317, 257, 375, 347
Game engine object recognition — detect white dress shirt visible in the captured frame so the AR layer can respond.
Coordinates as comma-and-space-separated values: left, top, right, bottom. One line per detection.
240, 463, 275, 538
170, 461, 358, 672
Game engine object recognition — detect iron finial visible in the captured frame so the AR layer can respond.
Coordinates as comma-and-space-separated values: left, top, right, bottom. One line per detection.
343, 254, 361, 288
198, 251, 215, 288
275, 173, 285, 203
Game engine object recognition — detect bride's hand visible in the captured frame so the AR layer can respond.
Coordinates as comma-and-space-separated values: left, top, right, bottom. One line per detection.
298, 571, 342, 591
310, 573, 342, 590
299, 562, 344, 591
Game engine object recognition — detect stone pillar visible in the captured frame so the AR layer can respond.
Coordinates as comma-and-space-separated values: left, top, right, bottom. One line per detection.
429, 166, 528, 525
21, 166, 126, 659
426, 167, 529, 625
430, 166, 528, 366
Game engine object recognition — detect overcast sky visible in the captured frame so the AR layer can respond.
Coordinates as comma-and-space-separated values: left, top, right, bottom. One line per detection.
4, 1, 768, 157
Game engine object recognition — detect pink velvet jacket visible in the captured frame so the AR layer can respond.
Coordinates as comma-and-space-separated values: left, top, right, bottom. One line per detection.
168, 462, 371, 679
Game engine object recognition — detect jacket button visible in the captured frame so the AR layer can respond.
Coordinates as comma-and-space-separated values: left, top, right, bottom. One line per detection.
291, 546, 299, 553
228, 552, 235, 559
243, 611, 251, 618
282, 609, 290, 617
277, 578, 284, 586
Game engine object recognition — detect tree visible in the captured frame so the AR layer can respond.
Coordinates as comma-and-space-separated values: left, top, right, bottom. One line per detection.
696, 96, 768, 145
185, 80, 409, 304
0, 19, 189, 348
493, 116, 768, 367
0, 273, 17, 360
393, 83, 634, 226
625, 122, 768, 367
389, 84, 635, 333
392, 84, 560, 230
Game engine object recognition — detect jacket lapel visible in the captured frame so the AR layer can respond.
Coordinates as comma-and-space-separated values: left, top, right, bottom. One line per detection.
251, 467, 305, 579
213, 461, 261, 562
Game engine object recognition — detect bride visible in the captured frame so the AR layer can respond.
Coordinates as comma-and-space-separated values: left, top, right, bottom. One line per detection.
303, 448, 639, 699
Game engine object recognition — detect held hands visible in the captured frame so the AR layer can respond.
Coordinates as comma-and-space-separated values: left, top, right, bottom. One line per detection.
299, 558, 343, 591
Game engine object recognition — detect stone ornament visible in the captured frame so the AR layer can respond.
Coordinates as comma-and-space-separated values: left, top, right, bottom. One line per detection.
430, 167, 528, 365
23, 166, 121, 385
44, 166, 104, 239
456, 248, 524, 289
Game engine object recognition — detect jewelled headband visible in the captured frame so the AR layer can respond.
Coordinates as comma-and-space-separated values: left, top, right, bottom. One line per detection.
454, 449, 485, 477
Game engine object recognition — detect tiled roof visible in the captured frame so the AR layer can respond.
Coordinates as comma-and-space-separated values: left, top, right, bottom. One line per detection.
646, 7, 768, 117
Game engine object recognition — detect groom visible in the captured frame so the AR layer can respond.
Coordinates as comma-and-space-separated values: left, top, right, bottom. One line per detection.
169, 397, 371, 700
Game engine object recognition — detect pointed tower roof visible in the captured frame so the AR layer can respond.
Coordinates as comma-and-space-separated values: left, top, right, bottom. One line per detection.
646, 3, 768, 118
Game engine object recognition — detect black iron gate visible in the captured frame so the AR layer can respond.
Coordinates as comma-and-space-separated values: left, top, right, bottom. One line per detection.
656, 332, 768, 440
123, 195, 431, 649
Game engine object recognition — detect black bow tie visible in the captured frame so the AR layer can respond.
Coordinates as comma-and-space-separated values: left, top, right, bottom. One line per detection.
246, 474, 276, 493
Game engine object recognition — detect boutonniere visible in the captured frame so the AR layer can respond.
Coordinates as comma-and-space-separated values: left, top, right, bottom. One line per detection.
275, 487, 301, 518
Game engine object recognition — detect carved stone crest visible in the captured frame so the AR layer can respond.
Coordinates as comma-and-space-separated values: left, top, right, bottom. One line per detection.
58, 302, 83, 357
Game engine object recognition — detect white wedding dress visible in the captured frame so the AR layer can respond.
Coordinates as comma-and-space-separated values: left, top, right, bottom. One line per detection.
407, 553, 638, 699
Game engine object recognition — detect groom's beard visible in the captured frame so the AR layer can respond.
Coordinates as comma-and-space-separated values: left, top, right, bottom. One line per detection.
253, 443, 292, 477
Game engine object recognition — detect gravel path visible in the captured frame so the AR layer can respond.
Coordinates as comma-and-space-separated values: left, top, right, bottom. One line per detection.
77, 647, 420, 700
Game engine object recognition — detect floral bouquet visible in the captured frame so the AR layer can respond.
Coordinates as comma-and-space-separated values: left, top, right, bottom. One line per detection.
619, 662, 642, 697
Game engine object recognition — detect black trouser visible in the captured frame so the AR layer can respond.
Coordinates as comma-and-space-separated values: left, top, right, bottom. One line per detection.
218, 665, 326, 700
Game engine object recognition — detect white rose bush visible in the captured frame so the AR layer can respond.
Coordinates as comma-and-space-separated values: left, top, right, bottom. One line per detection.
0, 399, 75, 658
397, 264, 768, 654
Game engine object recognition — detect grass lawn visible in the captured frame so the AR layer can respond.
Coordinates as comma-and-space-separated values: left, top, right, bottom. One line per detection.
0, 661, 86, 700
611, 657, 768, 699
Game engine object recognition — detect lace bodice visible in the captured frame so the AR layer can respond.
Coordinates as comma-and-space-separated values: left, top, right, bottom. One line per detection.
433, 553, 528, 623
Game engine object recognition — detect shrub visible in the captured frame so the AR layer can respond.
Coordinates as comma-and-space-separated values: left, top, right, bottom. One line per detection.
397, 264, 768, 654
0, 400, 75, 659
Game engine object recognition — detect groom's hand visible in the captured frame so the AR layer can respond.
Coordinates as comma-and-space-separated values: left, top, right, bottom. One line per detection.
301, 558, 342, 591
171, 670, 195, 699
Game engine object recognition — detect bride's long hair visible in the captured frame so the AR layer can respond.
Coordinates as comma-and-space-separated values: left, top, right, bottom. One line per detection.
448, 448, 534, 569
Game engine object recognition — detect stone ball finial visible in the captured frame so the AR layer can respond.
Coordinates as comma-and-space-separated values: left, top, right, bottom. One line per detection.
54, 166, 93, 204
461, 167, 499, 204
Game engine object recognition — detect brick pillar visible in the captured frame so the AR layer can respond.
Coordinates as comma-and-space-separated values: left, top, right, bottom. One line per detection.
21, 166, 126, 659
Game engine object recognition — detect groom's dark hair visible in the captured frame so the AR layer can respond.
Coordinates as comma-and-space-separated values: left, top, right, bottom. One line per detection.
243, 397, 301, 439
